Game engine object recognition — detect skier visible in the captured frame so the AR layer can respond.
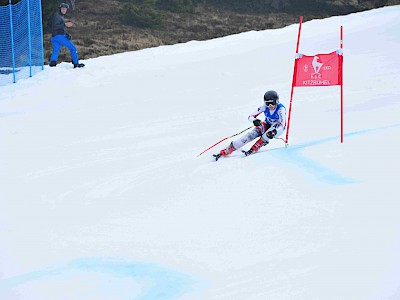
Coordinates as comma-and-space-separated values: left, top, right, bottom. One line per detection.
214, 90, 286, 161
49, 3, 85, 68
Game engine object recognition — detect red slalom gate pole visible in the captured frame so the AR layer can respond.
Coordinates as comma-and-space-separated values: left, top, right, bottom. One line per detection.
340, 25, 344, 143
285, 16, 303, 148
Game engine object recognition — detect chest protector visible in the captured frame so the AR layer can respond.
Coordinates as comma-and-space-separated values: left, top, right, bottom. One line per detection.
264, 103, 285, 125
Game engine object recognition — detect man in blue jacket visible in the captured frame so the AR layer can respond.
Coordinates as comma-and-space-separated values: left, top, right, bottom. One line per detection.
49, 3, 84, 68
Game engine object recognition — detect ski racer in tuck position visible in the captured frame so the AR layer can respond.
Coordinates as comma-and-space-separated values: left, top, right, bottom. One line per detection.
214, 90, 286, 161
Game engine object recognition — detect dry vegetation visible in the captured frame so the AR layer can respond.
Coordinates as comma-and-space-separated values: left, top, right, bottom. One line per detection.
43, 0, 400, 63
43, 0, 316, 63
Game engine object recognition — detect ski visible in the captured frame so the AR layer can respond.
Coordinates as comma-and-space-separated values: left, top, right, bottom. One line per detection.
242, 149, 254, 157
214, 150, 252, 161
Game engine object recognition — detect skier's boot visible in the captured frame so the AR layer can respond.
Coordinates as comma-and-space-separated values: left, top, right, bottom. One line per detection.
49, 61, 57, 67
73, 63, 85, 68
213, 142, 236, 161
242, 138, 268, 156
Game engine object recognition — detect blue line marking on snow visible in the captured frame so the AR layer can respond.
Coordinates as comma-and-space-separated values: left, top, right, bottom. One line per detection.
0, 258, 200, 300
267, 124, 400, 185
274, 143, 357, 185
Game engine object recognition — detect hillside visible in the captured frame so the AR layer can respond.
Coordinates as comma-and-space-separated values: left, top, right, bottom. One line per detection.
42, 0, 400, 63
1, 5, 400, 300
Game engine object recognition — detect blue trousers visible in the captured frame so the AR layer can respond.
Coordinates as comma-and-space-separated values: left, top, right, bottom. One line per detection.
50, 34, 79, 64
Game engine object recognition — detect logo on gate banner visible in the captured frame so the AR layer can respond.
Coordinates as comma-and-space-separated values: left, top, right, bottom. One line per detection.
294, 51, 342, 87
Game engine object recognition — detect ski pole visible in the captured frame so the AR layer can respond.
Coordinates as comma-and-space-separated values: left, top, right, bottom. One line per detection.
276, 137, 288, 144
197, 126, 253, 157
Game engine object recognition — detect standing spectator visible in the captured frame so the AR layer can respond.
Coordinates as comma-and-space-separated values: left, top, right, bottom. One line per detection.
49, 3, 84, 68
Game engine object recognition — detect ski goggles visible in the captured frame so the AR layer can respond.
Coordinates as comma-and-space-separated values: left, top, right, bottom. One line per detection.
264, 100, 276, 106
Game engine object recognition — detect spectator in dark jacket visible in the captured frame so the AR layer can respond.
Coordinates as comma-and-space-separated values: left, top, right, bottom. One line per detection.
49, 3, 84, 68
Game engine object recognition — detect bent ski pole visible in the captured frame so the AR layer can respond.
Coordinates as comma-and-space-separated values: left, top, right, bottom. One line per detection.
197, 126, 253, 157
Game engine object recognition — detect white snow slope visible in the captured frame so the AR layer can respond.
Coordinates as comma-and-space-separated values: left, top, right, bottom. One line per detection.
1, 5, 400, 300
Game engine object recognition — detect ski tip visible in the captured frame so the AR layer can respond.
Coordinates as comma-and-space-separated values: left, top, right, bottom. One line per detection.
213, 154, 222, 161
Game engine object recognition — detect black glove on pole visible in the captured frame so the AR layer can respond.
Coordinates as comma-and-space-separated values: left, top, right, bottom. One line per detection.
253, 119, 262, 126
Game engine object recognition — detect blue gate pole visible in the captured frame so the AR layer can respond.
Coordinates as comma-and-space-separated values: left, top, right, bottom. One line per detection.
38, 0, 44, 69
8, 0, 16, 83
27, 0, 33, 77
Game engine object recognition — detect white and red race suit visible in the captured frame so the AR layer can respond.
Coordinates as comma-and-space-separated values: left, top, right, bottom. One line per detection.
231, 102, 286, 150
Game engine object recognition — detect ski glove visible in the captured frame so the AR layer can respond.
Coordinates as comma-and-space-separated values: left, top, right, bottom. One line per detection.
253, 119, 262, 127
266, 129, 277, 139
66, 33, 72, 40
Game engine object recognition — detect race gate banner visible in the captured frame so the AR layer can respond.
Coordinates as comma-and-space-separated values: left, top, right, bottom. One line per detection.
293, 51, 343, 87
